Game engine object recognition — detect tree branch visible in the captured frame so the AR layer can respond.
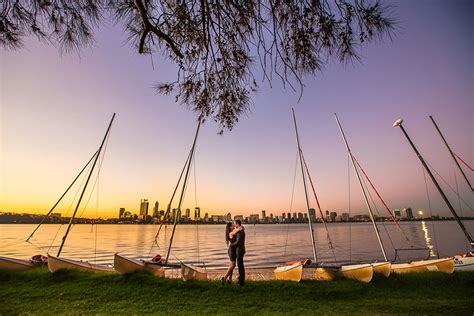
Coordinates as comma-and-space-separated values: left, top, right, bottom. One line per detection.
134, 0, 183, 58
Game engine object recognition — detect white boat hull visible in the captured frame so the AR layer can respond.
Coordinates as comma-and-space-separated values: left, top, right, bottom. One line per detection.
339, 264, 373, 283
274, 263, 303, 282
181, 263, 207, 281
114, 253, 164, 277
48, 255, 115, 274
0, 256, 41, 271
454, 253, 474, 271
391, 257, 454, 274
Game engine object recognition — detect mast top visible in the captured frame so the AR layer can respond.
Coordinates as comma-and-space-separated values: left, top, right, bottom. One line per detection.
392, 119, 403, 127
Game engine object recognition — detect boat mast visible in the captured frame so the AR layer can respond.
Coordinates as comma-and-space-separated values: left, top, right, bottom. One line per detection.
153, 148, 193, 241
429, 115, 473, 192
393, 119, 474, 247
291, 108, 318, 264
334, 114, 388, 261
56, 113, 116, 257
165, 118, 202, 263
27, 150, 99, 242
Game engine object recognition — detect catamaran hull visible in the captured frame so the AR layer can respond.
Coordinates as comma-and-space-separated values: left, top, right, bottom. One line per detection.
114, 253, 164, 277
372, 261, 391, 277
0, 256, 42, 271
48, 255, 116, 274
340, 264, 373, 283
391, 258, 454, 274
181, 263, 207, 281
274, 263, 303, 282
314, 266, 338, 281
454, 254, 474, 271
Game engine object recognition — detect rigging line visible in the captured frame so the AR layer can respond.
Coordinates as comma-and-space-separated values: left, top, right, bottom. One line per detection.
359, 167, 396, 252
47, 224, 65, 254
300, 151, 337, 262
48, 159, 94, 252
424, 159, 473, 212
283, 149, 299, 260
453, 165, 468, 253
422, 166, 439, 258
192, 145, 201, 264
292, 109, 318, 264
56, 113, 115, 257
26, 150, 99, 242
150, 144, 195, 250
454, 153, 474, 172
348, 155, 352, 262
351, 154, 411, 241
165, 119, 202, 263
453, 165, 464, 218
76, 158, 104, 219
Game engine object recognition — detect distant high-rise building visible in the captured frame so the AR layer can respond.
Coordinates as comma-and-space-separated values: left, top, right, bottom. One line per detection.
204, 213, 209, 222
293, 212, 297, 220
153, 201, 159, 218
140, 199, 149, 217
403, 207, 414, 219
394, 209, 401, 218
194, 207, 201, 220
119, 208, 125, 218
325, 210, 330, 222
234, 215, 244, 221
185, 208, 191, 218
309, 208, 316, 222
341, 213, 350, 222
249, 214, 259, 224
282, 213, 286, 219
287, 212, 292, 221
330, 212, 337, 222
261, 210, 266, 223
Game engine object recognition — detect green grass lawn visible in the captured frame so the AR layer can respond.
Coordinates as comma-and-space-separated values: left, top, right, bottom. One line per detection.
1, 269, 473, 315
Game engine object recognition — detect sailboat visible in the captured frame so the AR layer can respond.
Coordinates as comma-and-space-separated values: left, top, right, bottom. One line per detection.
114, 121, 201, 277
274, 109, 373, 283
48, 114, 116, 274
334, 113, 392, 278
393, 117, 471, 272
113, 253, 165, 277
0, 149, 101, 272
334, 115, 454, 275
0, 255, 47, 271
429, 116, 474, 271
389, 118, 460, 274
168, 120, 208, 281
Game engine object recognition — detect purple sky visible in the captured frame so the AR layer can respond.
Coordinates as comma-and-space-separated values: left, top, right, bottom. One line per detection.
1, 0, 472, 218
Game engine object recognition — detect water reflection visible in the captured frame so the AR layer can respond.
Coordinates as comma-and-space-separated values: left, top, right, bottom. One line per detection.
1, 221, 472, 267
421, 221, 436, 257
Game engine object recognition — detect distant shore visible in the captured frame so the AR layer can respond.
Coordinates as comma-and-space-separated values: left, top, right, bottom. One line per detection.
1, 217, 473, 225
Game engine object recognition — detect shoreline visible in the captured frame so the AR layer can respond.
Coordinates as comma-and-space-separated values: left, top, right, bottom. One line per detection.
1, 218, 472, 225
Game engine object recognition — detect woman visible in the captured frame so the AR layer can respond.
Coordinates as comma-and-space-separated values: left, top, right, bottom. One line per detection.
222, 222, 240, 284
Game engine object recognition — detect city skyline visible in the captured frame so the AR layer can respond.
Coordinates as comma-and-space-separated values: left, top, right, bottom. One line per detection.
1, 0, 472, 218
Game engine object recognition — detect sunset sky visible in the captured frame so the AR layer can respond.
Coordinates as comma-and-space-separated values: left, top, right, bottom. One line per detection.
1, 0, 472, 219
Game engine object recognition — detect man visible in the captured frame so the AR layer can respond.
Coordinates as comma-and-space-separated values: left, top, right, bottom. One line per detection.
231, 219, 246, 286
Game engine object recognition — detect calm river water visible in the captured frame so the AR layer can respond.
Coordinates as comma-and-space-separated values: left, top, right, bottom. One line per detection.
1, 221, 473, 268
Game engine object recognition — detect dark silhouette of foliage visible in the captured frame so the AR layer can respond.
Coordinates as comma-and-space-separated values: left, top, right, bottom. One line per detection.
1, 0, 396, 132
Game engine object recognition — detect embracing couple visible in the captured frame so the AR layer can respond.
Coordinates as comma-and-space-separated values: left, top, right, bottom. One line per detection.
222, 219, 246, 286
